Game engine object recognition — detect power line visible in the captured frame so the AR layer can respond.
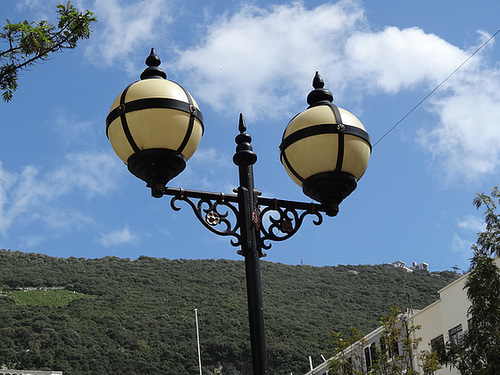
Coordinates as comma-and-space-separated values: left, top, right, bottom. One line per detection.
372, 28, 500, 148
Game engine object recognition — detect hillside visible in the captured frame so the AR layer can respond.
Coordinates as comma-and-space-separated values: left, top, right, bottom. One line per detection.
0, 250, 458, 374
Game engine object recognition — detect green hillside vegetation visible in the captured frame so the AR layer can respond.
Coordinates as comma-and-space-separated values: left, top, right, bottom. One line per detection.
0, 250, 458, 374
1, 288, 96, 307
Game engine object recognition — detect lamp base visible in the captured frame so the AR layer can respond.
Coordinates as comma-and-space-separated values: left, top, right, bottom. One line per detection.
302, 172, 357, 216
127, 149, 186, 198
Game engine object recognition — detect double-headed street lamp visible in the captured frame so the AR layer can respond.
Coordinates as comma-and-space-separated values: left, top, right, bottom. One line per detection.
106, 48, 371, 375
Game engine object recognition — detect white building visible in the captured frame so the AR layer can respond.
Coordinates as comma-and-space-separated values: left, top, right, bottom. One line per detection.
383, 260, 429, 272
304, 258, 500, 375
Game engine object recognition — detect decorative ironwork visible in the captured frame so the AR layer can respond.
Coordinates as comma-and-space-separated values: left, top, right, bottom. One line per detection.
163, 187, 326, 251
257, 198, 324, 250
166, 188, 242, 246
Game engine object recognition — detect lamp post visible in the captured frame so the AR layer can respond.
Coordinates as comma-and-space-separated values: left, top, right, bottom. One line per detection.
106, 48, 371, 375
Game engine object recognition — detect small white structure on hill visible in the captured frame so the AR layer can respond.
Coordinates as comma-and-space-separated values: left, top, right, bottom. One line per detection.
383, 260, 429, 272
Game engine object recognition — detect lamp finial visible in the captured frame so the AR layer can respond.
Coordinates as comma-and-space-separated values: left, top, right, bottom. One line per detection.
307, 71, 334, 107
140, 48, 167, 80
233, 113, 257, 166
238, 113, 247, 133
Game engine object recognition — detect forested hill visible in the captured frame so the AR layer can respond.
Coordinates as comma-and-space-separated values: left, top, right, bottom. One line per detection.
0, 250, 458, 375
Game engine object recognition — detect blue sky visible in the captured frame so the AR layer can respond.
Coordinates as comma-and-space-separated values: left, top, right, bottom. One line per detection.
1, 0, 499, 272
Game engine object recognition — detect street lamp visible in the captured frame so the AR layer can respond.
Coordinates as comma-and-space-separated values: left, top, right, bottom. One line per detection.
106, 48, 371, 375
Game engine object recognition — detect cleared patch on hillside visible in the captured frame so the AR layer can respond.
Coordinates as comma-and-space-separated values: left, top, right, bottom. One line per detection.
1, 288, 97, 307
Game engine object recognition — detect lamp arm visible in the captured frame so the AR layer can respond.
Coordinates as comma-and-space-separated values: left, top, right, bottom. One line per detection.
165, 187, 242, 246
163, 187, 327, 251
258, 199, 324, 250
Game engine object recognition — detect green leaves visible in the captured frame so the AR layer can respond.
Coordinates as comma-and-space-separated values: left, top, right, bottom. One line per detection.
0, 2, 96, 101
445, 186, 500, 374
329, 306, 423, 375
472, 187, 500, 258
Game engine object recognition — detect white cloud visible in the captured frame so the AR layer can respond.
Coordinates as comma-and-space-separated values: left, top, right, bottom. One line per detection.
15, 0, 60, 17
85, 0, 173, 74
52, 110, 98, 149
174, 146, 234, 191
458, 215, 485, 233
0, 163, 16, 233
190, 147, 231, 168
50, 152, 123, 197
98, 225, 137, 246
174, 2, 500, 181
174, 1, 471, 118
176, 0, 366, 119
452, 214, 485, 263
70, 0, 500, 183
452, 232, 474, 261
418, 68, 500, 182
344, 26, 471, 92
0, 152, 122, 237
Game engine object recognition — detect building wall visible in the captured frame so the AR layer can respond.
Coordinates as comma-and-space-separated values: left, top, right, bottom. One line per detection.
410, 273, 470, 375
303, 257, 500, 375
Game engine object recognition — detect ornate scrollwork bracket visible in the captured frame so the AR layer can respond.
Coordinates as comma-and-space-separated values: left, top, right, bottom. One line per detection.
163, 187, 328, 254
165, 188, 242, 247
257, 197, 324, 250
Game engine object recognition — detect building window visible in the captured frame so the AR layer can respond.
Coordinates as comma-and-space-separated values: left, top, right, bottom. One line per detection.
364, 346, 372, 370
363, 343, 377, 371
430, 334, 446, 362
391, 338, 400, 356
449, 324, 463, 345
370, 343, 377, 363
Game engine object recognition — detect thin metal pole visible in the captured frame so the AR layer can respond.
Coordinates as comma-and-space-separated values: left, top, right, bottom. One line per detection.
195, 308, 203, 375
233, 114, 268, 375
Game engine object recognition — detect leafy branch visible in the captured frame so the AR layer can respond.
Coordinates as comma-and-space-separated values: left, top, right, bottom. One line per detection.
0, 1, 97, 101
445, 186, 500, 374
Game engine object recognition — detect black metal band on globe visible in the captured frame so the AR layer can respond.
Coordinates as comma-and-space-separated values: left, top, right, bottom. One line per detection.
280, 123, 371, 153
105, 97, 204, 137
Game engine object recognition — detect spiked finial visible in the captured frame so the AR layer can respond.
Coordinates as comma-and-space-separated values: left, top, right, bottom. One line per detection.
233, 113, 257, 166
306, 71, 334, 107
140, 48, 167, 80
238, 113, 247, 133
312, 71, 325, 89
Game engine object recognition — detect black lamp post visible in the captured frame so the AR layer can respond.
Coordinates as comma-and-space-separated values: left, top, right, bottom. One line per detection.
106, 48, 371, 375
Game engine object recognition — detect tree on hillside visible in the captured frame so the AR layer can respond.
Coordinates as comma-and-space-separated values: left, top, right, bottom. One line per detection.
446, 186, 500, 374
0, 2, 96, 101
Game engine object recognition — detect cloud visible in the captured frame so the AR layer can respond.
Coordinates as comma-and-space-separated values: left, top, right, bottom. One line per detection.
175, 0, 366, 119
0, 152, 122, 237
174, 1, 470, 117
173, 146, 234, 191
63, 0, 500, 182
50, 152, 123, 197
452, 232, 474, 262
15, 0, 61, 17
418, 68, 500, 182
343, 26, 471, 92
458, 215, 485, 233
173, 1, 500, 181
98, 225, 137, 247
84, 0, 173, 74
452, 214, 486, 263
